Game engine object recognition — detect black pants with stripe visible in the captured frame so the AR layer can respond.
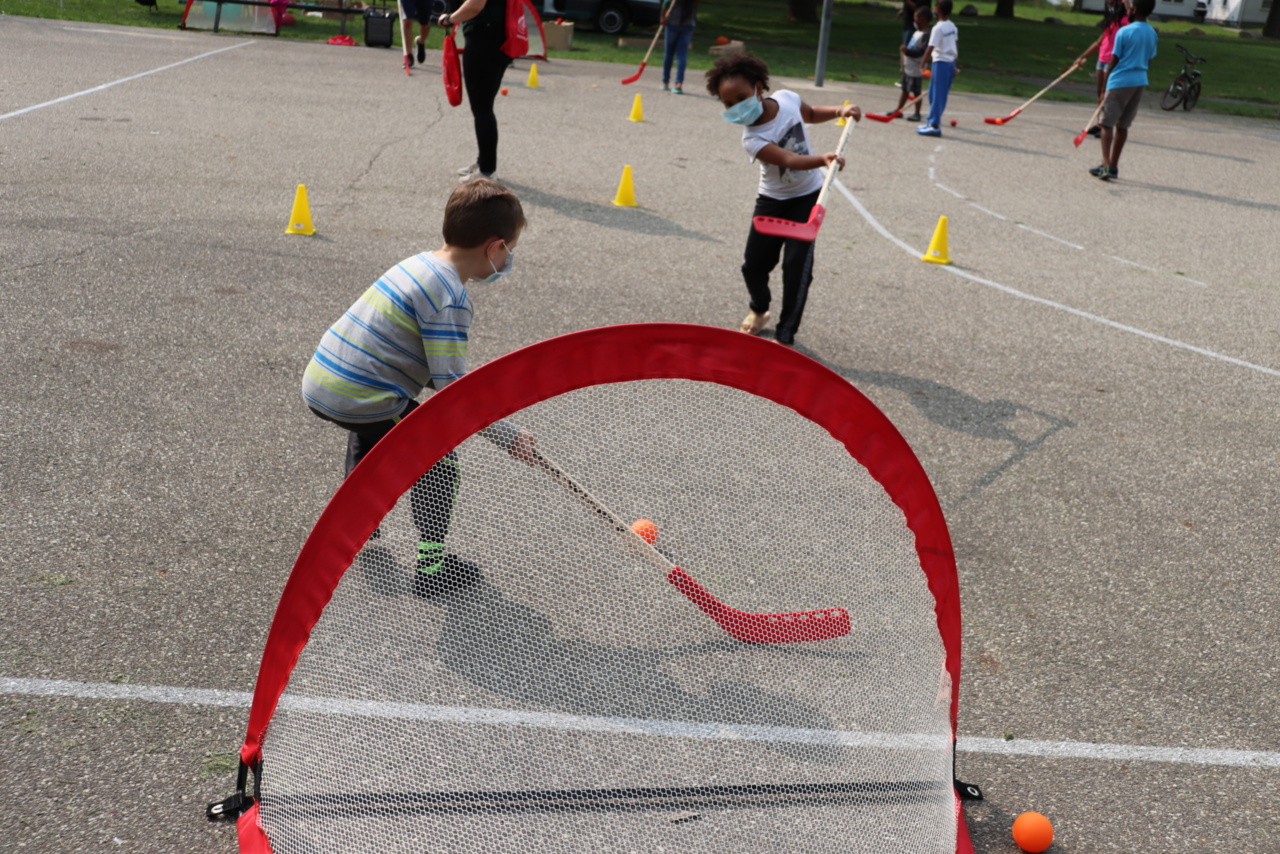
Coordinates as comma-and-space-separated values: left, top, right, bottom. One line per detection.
311, 401, 458, 546
741, 189, 820, 345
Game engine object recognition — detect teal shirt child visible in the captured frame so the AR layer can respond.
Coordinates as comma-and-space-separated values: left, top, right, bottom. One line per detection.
1106, 21, 1158, 89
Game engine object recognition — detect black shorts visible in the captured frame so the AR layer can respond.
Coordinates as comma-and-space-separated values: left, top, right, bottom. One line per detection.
398, 0, 441, 23
901, 73, 922, 97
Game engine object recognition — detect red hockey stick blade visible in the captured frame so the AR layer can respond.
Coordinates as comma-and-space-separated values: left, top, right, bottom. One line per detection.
667, 567, 851, 644
1072, 129, 1088, 147
752, 204, 825, 242
983, 108, 1021, 126
865, 112, 897, 123
621, 62, 646, 85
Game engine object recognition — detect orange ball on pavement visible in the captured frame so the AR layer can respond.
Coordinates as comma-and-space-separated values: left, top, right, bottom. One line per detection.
630, 519, 658, 544
501, 87, 509, 96
1012, 811, 1054, 853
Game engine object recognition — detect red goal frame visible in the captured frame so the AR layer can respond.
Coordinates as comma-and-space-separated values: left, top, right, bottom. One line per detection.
235, 323, 972, 853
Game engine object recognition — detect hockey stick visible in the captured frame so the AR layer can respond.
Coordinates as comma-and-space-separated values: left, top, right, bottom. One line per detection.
866, 95, 918, 122
983, 59, 1083, 125
621, 1, 675, 85
1073, 100, 1104, 147
531, 448, 851, 644
750, 115, 856, 243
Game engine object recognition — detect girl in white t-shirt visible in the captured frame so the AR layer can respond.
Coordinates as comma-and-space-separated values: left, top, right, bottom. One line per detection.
704, 54, 860, 347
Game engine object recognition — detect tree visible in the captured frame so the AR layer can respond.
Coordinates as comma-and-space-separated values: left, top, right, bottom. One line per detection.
788, 0, 818, 23
1265, 0, 1280, 38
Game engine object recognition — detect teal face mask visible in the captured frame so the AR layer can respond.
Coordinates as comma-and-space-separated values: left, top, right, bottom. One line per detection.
722, 95, 764, 126
477, 241, 514, 283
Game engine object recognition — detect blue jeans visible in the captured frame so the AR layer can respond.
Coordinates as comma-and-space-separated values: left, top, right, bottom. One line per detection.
926, 60, 955, 128
662, 24, 695, 86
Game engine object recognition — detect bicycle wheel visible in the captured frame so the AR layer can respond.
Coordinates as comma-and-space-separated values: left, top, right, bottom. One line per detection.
1161, 78, 1186, 111
1183, 81, 1201, 111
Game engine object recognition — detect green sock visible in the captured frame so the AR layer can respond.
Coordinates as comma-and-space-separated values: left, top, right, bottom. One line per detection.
417, 541, 445, 574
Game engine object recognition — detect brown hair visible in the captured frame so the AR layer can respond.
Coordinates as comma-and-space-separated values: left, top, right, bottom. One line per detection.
704, 52, 771, 98
442, 179, 527, 248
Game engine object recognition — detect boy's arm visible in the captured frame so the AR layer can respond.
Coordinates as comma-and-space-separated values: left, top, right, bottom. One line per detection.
903, 38, 927, 58
920, 44, 934, 66
799, 101, 862, 124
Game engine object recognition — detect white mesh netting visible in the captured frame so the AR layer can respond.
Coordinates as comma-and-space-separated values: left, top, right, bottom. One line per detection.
260, 378, 955, 853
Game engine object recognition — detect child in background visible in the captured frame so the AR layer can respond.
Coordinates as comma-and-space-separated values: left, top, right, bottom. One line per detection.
660, 0, 698, 94
302, 179, 536, 597
917, 0, 957, 137
1074, 0, 1129, 136
1092, 0, 1156, 181
897, 7, 932, 122
705, 53, 860, 348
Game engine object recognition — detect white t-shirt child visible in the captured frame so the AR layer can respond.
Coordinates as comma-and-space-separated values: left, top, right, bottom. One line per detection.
927, 19, 958, 63
740, 90, 823, 200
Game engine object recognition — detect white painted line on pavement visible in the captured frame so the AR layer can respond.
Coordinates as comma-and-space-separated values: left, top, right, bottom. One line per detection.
929, 167, 937, 181
0, 41, 253, 122
829, 177, 1280, 379
935, 183, 966, 199
1109, 255, 1159, 273
1016, 223, 1084, 250
967, 202, 1008, 221
4, 677, 1280, 769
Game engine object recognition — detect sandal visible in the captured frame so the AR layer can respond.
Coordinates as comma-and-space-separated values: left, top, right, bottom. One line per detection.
740, 310, 769, 335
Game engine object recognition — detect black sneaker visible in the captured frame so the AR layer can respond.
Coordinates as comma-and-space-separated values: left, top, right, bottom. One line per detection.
1087, 125, 1102, 138
416, 36, 426, 65
411, 554, 483, 599
358, 545, 406, 597
1089, 164, 1113, 181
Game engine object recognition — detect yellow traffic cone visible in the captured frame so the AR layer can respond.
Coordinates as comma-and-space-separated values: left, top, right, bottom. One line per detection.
527, 63, 540, 88
836, 100, 850, 127
612, 165, 637, 207
629, 93, 644, 122
921, 215, 951, 265
285, 184, 315, 236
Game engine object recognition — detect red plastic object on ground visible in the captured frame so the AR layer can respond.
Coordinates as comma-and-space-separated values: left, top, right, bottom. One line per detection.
327, 34, 356, 45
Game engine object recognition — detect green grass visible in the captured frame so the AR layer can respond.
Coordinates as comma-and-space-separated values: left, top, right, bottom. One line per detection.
5, 0, 1278, 116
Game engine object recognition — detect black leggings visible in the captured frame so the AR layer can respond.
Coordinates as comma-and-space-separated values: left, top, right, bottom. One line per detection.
741, 190, 819, 345
462, 26, 512, 176
310, 402, 459, 546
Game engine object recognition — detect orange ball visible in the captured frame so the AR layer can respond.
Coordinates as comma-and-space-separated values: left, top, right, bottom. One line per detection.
923, 68, 931, 78
630, 518, 658, 544
501, 87, 509, 96
1012, 812, 1053, 853
715, 35, 729, 45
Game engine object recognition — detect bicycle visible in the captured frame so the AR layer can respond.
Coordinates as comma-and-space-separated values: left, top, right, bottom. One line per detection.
1161, 44, 1206, 111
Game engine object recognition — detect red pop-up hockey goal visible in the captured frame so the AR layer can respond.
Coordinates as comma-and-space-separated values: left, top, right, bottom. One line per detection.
210, 323, 979, 854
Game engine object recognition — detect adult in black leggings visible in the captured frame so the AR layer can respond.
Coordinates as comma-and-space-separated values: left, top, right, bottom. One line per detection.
439, 0, 511, 180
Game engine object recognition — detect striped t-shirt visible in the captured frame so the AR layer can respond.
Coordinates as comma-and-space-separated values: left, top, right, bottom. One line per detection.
303, 252, 472, 424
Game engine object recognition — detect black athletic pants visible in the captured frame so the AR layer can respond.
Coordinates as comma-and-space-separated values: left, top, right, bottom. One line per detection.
741, 189, 820, 345
462, 24, 512, 176
310, 401, 458, 547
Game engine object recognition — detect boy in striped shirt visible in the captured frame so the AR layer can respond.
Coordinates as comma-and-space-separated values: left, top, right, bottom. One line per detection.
302, 179, 533, 596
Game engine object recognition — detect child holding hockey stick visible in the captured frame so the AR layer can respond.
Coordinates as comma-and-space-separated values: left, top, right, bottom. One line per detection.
897, 6, 932, 122
705, 53, 860, 348
302, 178, 536, 597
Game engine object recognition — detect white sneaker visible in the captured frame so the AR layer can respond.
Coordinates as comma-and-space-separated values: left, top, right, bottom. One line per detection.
456, 162, 480, 177
458, 170, 497, 184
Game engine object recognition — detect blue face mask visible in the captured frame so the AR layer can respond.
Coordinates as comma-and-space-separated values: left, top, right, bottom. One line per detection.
722, 94, 764, 126
477, 241, 514, 283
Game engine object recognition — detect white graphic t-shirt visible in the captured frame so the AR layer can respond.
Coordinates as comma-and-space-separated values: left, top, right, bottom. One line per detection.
741, 90, 823, 200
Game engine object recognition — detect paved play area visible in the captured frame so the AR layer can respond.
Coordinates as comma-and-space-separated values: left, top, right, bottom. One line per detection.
1, 13, 1278, 853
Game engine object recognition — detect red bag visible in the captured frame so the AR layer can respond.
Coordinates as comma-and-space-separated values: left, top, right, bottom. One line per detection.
501, 0, 528, 59
442, 29, 463, 107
